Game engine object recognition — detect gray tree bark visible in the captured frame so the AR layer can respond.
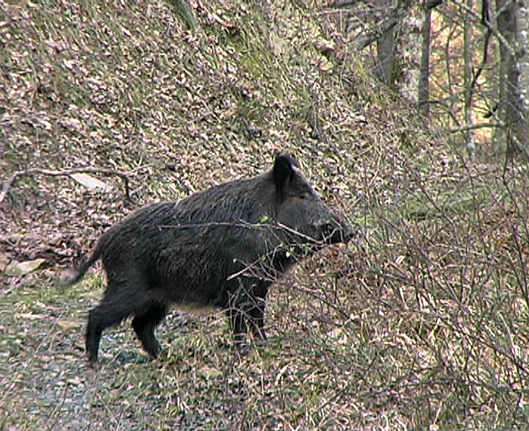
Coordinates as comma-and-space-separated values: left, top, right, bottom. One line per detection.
464, 0, 476, 160
375, 0, 397, 85
493, 0, 528, 157
518, 1, 528, 134
418, 3, 432, 121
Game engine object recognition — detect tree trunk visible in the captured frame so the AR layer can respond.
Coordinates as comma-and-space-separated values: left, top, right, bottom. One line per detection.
518, 2, 528, 140
418, 4, 432, 122
494, 0, 528, 157
396, 1, 422, 104
464, 0, 475, 160
375, 0, 396, 85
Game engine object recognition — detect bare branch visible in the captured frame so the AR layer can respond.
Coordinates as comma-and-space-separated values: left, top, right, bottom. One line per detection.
448, 122, 503, 133
0, 167, 131, 205
322, 0, 364, 9
352, 7, 401, 51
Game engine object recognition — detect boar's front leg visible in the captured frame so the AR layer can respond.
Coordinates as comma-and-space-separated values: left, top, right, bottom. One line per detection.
226, 306, 249, 353
227, 281, 269, 353
247, 286, 268, 344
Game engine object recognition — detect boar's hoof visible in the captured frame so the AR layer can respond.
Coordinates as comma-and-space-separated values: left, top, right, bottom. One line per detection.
236, 342, 252, 356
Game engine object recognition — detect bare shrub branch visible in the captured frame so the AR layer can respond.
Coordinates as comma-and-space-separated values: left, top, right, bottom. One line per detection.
0, 167, 131, 205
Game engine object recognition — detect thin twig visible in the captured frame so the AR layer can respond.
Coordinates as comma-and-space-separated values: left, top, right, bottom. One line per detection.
448, 122, 504, 133
0, 167, 131, 205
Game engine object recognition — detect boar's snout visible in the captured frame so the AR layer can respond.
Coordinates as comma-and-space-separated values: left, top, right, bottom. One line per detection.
320, 214, 355, 245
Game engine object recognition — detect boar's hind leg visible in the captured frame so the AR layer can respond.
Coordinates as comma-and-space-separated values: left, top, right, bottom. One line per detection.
132, 301, 167, 359
86, 277, 150, 364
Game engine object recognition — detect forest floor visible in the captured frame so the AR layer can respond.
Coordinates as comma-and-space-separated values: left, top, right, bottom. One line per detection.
2, 0, 529, 429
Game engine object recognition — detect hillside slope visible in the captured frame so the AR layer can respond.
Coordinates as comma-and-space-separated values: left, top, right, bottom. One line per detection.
1, 0, 436, 258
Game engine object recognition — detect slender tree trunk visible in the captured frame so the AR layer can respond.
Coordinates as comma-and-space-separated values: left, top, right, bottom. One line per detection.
518, 2, 528, 142
464, 0, 475, 160
397, 1, 422, 104
418, 4, 432, 121
494, 0, 528, 157
375, 0, 396, 85
493, 0, 508, 154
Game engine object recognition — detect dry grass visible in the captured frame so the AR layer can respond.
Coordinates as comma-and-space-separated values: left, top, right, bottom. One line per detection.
1, 0, 529, 430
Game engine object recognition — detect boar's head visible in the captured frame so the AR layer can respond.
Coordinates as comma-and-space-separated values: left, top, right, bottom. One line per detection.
269, 154, 354, 254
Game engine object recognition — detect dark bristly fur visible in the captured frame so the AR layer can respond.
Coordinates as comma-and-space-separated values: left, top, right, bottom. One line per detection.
68, 154, 353, 364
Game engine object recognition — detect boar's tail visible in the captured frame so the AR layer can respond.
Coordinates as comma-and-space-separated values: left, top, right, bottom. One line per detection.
65, 241, 104, 286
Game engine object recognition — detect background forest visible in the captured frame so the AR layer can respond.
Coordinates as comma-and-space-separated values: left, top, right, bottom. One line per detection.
1, 0, 528, 430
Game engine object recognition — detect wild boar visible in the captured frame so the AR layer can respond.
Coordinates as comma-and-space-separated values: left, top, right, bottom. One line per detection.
68, 154, 353, 364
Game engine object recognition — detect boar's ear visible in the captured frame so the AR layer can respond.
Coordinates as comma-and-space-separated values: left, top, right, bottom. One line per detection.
273, 154, 300, 193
